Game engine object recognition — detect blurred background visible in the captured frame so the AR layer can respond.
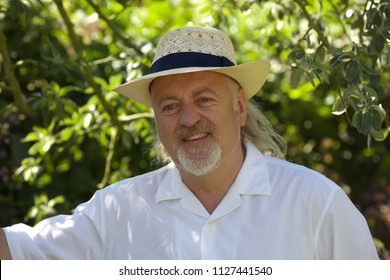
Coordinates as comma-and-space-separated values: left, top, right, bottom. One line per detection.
0, 0, 389, 258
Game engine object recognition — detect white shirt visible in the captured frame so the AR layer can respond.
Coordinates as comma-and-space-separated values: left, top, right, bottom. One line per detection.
4, 141, 378, 259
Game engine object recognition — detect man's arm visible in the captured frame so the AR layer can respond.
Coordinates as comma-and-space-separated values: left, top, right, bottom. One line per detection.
0, 228, 12, 259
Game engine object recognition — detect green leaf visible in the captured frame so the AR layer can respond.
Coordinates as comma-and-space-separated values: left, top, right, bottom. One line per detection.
296, 50, 306, 60
23, 131, 40, 142
371, 104, 387, 120
365, 86, 379, 103
305, 72, 317, 87
332, 98, 347, 115
83, 113, 93, 129
371, 107, 384, 131
47, 195, 65, 208
360, 62, 378, 76
338, 53, 352, 62
369, 127, 386, 141
57, 127, 74, 143
320, 69, 330, 84
370, 34, 385, 53
291, 68, 303, 88
315, 47, 326, 63
367, 9, 382, 27
8, 0, 27, 20
109, 74, 124, 89
343, 86, 364, 100
370, 104, 386, 133
346, 60, 360, 83
329, 55, 342, 67
353, 109, 373, 134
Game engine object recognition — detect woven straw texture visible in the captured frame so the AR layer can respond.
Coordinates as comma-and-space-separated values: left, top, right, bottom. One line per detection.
153, 27, 237, 64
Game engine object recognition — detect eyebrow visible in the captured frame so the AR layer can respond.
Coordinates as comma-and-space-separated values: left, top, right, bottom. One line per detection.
157, 96, 179, 107
155, 86, 218, 104
192, 86, 218, 98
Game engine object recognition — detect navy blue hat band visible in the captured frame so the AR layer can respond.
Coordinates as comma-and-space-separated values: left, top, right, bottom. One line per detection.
149, 52, 235, 74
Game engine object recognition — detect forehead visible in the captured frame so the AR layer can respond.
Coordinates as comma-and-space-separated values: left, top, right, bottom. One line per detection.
150, 71, 235, 96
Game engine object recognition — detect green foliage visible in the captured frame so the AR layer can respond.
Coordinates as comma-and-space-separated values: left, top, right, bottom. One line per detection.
25, 193, 65, 225
287, 0, 389, 144
0, 0, 389, 258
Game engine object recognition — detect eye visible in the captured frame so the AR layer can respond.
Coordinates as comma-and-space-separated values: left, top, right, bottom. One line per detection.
161, 103, 178, 113
198, 97, 215, 106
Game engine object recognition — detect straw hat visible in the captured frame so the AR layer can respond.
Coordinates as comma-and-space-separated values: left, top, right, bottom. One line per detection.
114, 26, 270, 106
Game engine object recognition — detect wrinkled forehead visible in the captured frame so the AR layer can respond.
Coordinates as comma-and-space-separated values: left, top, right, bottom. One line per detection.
149, 71, 240, 97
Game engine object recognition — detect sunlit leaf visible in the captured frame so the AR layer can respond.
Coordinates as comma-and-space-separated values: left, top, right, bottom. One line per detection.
332, 98, 347, 115
370, 127, 386, 141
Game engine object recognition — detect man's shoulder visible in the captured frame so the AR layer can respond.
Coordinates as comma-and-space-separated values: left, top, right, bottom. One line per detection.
102, 164, 174, 194
261, 153, 340, 192
77, 164, 175, 213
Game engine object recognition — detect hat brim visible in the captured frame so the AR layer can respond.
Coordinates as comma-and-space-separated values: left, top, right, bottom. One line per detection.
114, 59, 270, 107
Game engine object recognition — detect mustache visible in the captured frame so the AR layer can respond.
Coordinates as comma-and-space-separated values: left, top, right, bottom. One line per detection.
175, 122, 216, 140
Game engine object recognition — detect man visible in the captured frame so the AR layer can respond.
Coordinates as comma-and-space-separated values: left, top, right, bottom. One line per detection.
0, 26, 378, 259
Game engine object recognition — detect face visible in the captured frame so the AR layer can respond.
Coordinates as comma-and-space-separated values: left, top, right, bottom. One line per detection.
150, 71, 247, 176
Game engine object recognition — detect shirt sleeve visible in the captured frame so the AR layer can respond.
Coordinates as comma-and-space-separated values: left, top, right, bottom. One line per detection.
3, 209, 103, 260
315, 188, 379, 259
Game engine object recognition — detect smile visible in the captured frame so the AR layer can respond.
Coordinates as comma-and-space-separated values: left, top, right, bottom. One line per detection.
184, 133, 208, 141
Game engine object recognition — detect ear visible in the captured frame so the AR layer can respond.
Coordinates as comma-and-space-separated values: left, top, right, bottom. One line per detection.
237, 88, 247, 127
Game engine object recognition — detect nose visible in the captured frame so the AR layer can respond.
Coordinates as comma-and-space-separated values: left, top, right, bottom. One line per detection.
179, 102, 201, 127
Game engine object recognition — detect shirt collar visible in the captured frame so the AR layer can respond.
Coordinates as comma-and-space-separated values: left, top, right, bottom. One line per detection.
155, 140, 272, 203
233, 140, 272, 196
155, 162, 184, 203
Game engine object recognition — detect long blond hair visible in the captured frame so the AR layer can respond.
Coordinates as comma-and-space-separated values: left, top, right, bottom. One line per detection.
242, 99, 286, 159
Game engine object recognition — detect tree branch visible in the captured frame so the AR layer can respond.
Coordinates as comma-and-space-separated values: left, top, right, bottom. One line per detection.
0, 23, 33, 116
293, 0, 330, 48
53, 0, 122, 129
328, 0, 352, 43
85, 0, 144, 56
97, 127, 117, 189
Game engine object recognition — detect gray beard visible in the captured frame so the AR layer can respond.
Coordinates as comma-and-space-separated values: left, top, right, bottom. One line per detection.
177, 141, 221, 176
175, 122, 221, 176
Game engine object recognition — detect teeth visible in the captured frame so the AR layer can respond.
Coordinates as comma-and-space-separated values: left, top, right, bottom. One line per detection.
185, 133, 208, 141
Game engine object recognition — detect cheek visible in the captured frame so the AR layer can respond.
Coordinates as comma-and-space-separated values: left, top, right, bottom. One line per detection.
212, 114, 240, 143
156, 118, 176, 144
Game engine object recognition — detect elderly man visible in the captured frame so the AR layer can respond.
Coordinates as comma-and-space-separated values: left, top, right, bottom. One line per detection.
0, 26, 378, 259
